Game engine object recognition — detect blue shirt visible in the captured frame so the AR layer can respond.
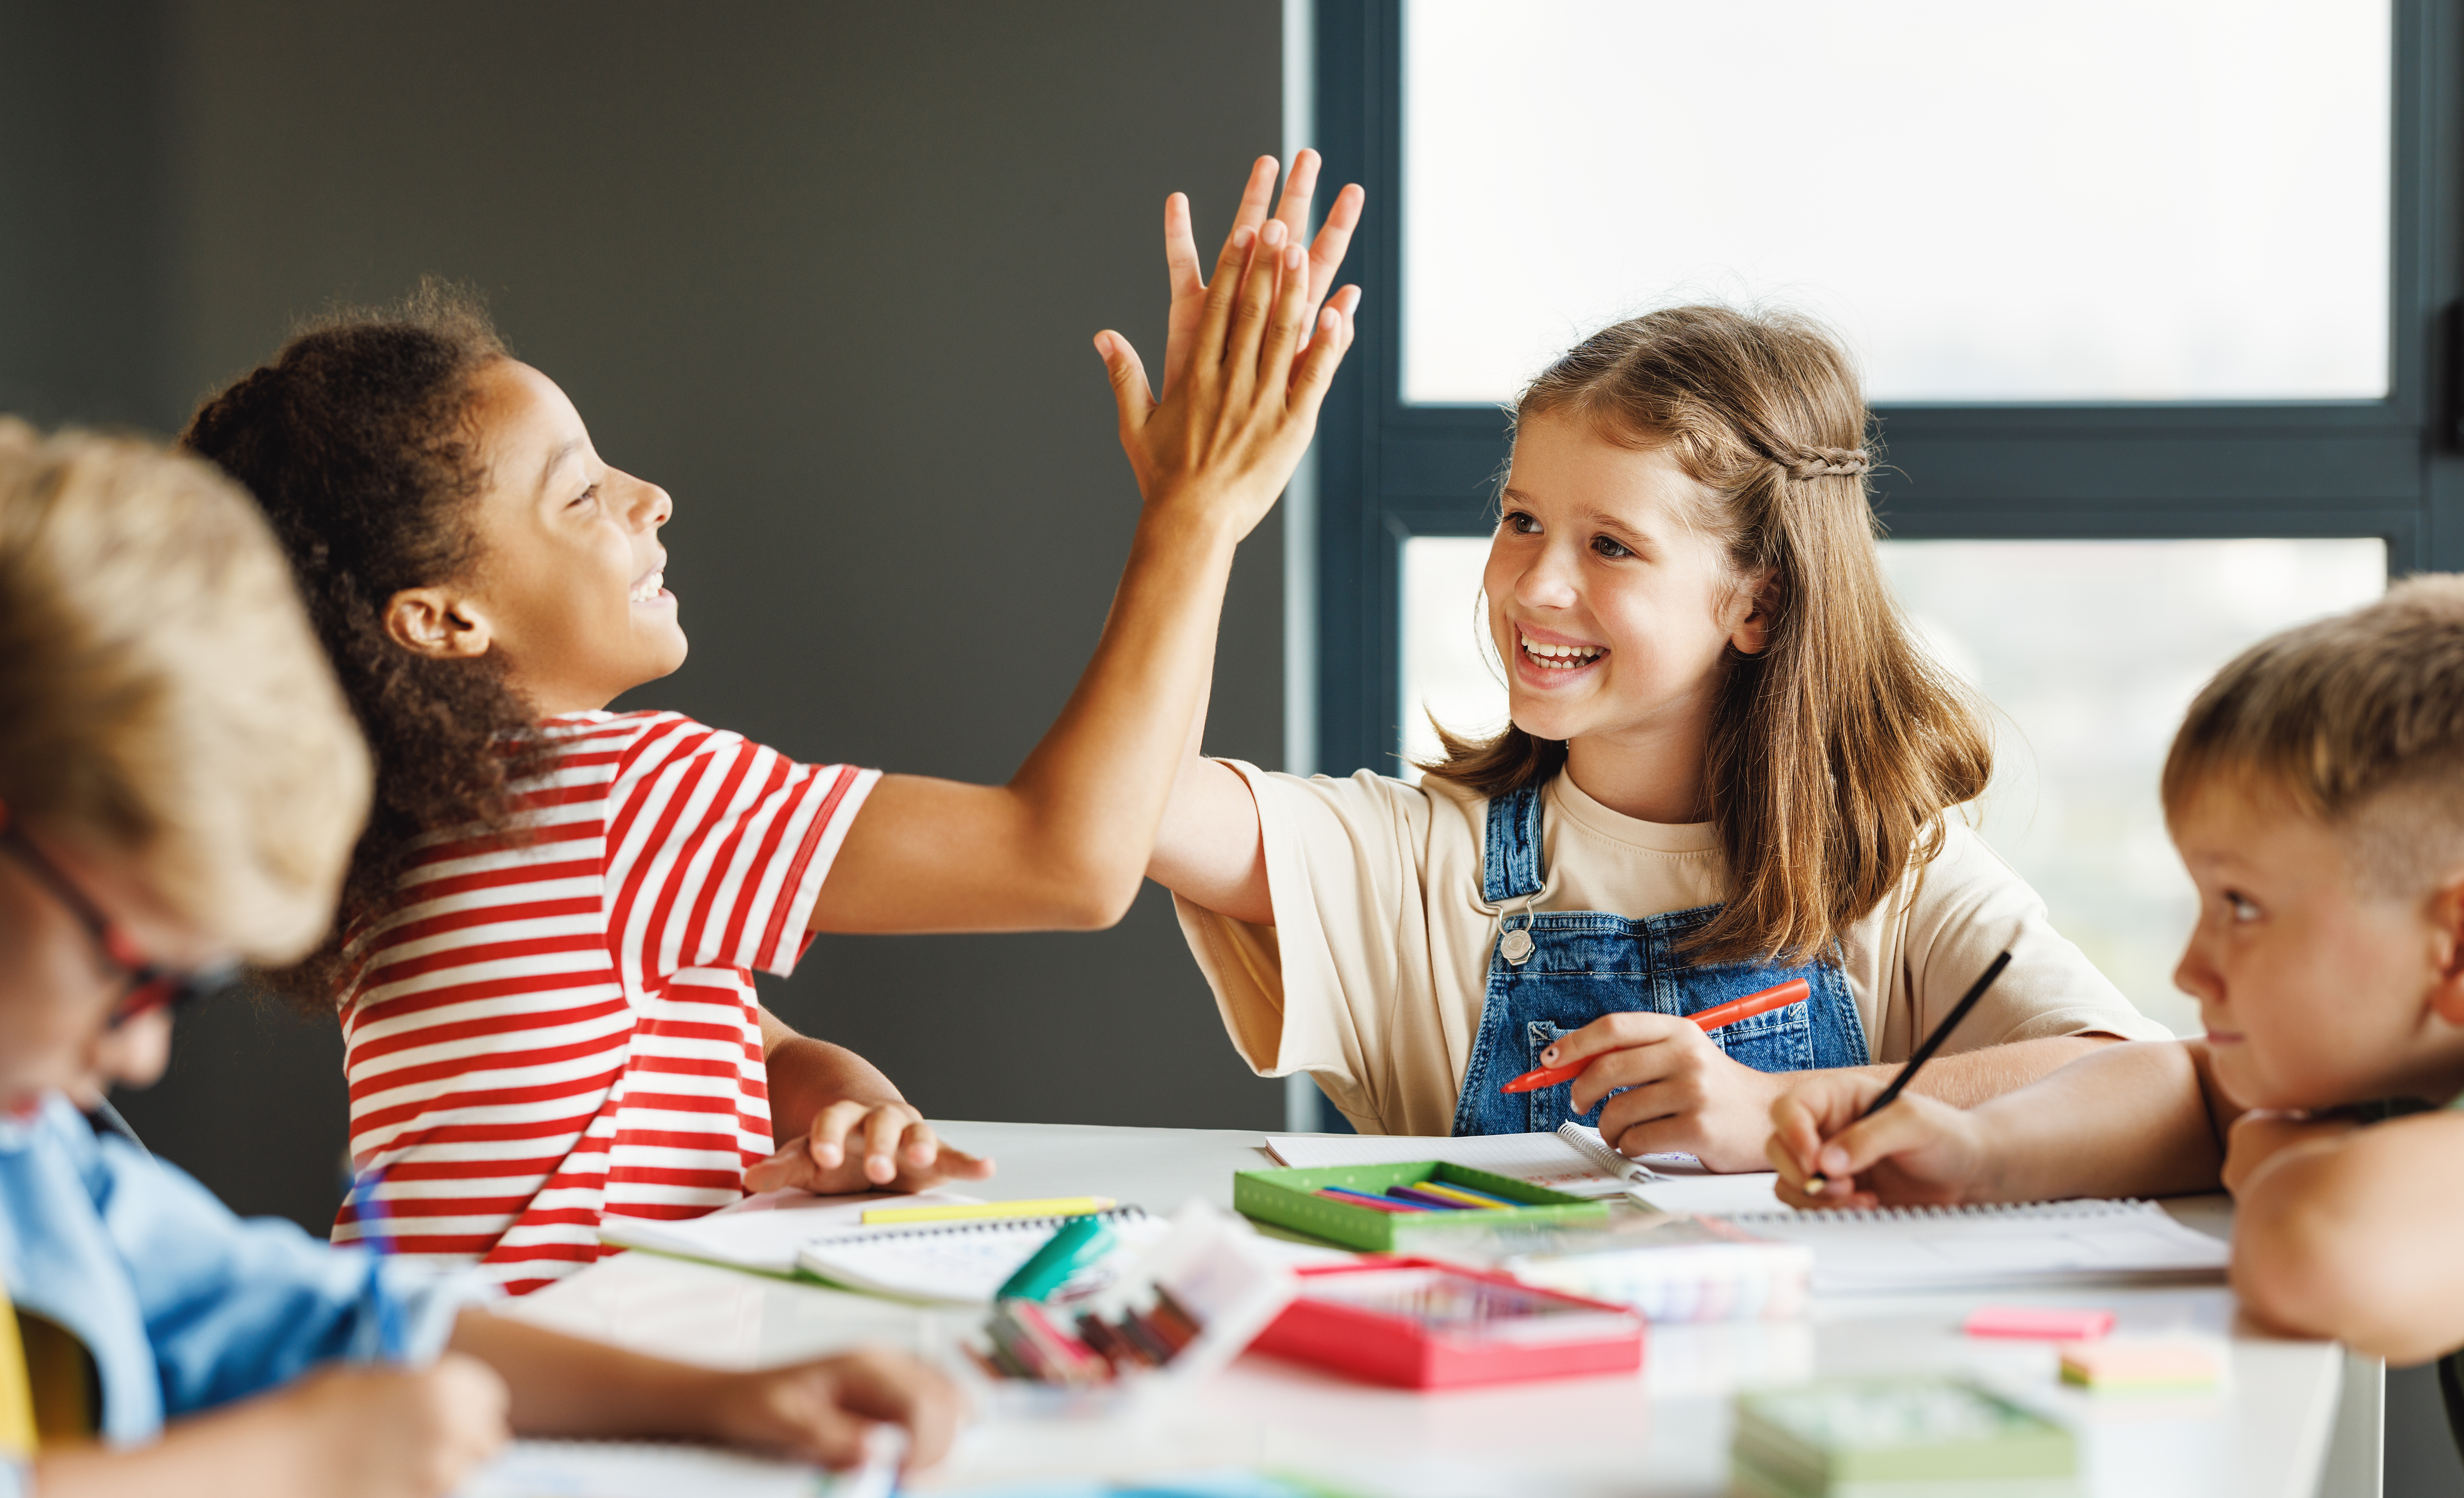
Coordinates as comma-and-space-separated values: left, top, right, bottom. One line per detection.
0, 1095, 480, 1448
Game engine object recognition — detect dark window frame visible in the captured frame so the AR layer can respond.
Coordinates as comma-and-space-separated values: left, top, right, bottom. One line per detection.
1306, 0, 2464, 784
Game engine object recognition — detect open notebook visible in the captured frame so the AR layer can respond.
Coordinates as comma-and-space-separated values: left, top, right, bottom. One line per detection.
1725, 1199, 2231, 1293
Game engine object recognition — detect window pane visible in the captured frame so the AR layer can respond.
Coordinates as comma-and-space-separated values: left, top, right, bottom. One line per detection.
1404, 0, 2391, 404
1400, 536, 2388, 1036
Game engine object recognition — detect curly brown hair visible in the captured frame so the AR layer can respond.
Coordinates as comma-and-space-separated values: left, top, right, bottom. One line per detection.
180, 280, 551, 1007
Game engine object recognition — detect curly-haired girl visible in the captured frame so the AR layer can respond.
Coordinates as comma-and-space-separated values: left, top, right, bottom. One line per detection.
1153, 305, 2168, 1165
185, 156, 1360, 1293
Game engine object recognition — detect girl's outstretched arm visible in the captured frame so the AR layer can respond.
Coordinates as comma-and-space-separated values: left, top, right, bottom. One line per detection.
808, 159, 1358, 934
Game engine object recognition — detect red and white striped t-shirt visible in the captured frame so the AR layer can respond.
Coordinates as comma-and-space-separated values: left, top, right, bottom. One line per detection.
332, 711, 877, 1295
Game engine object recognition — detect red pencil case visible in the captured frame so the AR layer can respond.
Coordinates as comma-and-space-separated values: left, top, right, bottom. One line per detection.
1248, 1258, 1645, 1390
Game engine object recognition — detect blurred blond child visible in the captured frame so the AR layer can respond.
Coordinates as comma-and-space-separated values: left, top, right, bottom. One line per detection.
0, 422, 956, 1498
1768, 576, 2464, 1371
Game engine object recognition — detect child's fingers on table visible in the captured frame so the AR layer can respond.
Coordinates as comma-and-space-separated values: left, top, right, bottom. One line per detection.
924, 1137, 996, 1180
896, 1117, 939, 1169
858, 1104, 921, 1184
802, 1097, 878, 1170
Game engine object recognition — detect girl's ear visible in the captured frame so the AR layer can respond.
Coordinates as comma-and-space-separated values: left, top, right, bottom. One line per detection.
383, 587, 494, 660
1729, 569, 1780, 657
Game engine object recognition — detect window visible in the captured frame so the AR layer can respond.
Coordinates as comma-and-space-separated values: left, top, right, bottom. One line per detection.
1402, 1, 2393, 405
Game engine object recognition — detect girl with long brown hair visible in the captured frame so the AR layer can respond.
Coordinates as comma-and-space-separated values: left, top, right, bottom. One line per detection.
1150, 306, 2166, 1166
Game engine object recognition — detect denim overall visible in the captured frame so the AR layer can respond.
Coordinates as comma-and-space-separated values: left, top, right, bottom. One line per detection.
1450, 782, 1871, 1136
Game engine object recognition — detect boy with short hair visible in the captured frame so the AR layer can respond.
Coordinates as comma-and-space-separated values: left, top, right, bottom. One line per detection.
1767, 576, 2464, 1368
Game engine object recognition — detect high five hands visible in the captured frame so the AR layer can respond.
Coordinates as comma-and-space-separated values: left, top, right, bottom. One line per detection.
1096, 152, 1364, 539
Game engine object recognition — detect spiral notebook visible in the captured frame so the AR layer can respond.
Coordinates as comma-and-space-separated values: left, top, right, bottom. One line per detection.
794, 1206, 1171, 1305
1722, 1198, 2231, 1293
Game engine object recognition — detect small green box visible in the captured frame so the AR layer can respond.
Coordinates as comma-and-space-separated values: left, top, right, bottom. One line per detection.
1731, 1376, 2078, 1497
1233, 1161, 1610, 1251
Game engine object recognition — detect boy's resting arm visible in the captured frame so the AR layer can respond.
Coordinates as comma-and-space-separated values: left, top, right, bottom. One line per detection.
31, 1357, 508, 1498
446, 1309, 960, 1464
2232, 1109, 2464, 1363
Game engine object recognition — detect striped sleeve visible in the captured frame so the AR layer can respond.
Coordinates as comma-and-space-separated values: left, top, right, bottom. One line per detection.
602, 714, 878, 987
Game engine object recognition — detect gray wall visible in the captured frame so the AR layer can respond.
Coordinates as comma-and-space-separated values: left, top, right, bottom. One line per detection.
3, 0, 1289, 1231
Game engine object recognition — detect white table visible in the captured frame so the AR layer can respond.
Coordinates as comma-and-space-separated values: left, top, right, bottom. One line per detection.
500, 1121, 2378, 1497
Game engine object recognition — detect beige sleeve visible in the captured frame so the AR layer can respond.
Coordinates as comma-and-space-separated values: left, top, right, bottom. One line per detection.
1872, 819, 2175, 1061
1170, 763, 1435, 1128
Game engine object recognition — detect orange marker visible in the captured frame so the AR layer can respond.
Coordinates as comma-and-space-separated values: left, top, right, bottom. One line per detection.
1497, 978, 1812, 1093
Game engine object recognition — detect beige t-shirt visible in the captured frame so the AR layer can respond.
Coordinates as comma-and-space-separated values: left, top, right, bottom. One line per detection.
1173, 763, 2170, 1136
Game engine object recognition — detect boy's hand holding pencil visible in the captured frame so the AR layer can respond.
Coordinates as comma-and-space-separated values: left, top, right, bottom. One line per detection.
1765, 1071, 1992, 1210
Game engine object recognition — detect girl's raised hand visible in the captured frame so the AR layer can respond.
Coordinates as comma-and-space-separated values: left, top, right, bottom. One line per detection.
1097, 201, 1357, 544
1155, 152, 1364, 404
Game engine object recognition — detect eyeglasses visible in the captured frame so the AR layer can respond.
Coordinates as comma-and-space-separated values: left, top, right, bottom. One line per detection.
0, 806, 235, 1029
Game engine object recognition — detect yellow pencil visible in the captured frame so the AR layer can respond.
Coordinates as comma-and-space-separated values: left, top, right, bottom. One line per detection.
860, 1196, 1115, 1225
1409, 1181, 1518, 1210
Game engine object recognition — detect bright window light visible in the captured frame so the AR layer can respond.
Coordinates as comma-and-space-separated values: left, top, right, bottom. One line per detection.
1400, 535, 2388, 1036
1404, 0, 2391, 404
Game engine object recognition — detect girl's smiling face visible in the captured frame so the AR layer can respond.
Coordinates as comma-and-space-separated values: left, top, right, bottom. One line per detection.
1484, 415, 1768, 786
384, 360, 688, 714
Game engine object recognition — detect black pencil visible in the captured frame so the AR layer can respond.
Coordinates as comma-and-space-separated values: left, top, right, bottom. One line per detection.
1805, 949, 2013, 1193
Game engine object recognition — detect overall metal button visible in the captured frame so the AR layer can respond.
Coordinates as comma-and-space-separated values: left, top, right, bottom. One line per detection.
1500, 928, 1534, 964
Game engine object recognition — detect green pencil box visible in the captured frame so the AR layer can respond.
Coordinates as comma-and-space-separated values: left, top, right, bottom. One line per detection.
1233, 1162, 1609, 1252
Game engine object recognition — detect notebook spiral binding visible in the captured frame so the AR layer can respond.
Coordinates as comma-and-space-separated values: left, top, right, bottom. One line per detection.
1725, 1198, 2151, 1226
1554, 1122, 1655, 1182
800, 1205, 1148, 1248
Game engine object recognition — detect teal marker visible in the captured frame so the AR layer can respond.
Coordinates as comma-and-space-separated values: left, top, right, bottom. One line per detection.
995, 1214, 1116, 1302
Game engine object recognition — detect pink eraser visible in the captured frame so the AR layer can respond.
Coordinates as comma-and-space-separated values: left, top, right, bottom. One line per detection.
1963, 1305, 2116, 1341
2058, 1338, 2221, 1389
